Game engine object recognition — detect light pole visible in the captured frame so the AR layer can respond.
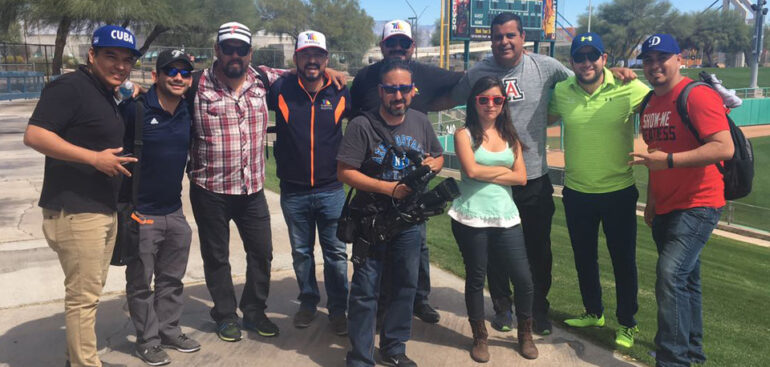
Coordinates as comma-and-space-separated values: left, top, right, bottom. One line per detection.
588, 0, 593, 32
750, 0, 767, 89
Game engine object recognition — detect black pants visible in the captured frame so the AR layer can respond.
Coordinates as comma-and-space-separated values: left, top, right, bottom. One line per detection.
562, 185, 639, 327
189, 184, 273, 323
487, 174, 554, 319
452, 220, 533, 321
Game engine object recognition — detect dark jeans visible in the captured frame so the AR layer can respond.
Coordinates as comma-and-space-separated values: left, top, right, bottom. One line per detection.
189, 184, 273, 323
652, 207, 721, 367
126, 208, 192, 348
562, 185, 639, 327
451, 220, 533, 321
378, 224, 430, 313
280, 188, 349, 316
346, 225, 421, 367
488, 174, 554, 319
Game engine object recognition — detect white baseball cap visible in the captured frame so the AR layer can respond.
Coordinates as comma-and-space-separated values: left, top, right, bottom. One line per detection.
382, 20, 412, 41
217, 22, 251, 45
296, 30, 327, 52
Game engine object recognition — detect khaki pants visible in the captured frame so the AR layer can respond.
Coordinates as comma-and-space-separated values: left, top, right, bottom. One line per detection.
42, 209, 117, 367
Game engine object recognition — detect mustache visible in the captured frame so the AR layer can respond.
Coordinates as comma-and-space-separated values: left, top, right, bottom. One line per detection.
304, 63, 320, 69
390, 99, 406, 105
226, 59, 243, 67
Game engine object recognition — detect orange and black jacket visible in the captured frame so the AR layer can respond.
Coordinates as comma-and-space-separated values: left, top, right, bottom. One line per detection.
268, 73, 350, 193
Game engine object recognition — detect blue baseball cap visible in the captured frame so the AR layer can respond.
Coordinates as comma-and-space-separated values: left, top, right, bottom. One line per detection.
571, 32, 604, 58
91, 25, 141, 57
638, 33, 680, 59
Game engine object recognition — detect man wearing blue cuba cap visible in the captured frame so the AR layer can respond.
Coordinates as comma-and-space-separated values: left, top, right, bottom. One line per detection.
23, 24, 140, 367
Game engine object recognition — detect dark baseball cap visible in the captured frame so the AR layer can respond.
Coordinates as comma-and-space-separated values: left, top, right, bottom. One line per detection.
92, 25, 141, 57
156, 49, 193, 71
638, 34, 681, 59
571, 32, 604, 57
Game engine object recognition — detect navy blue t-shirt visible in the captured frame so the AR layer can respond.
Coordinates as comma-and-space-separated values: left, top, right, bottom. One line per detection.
120, 86, 191, 215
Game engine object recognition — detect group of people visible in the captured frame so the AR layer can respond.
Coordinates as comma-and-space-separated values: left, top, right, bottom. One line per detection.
22, 11, 731, 367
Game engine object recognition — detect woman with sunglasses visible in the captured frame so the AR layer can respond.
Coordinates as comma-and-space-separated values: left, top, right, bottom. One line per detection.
448, 76, 537, 362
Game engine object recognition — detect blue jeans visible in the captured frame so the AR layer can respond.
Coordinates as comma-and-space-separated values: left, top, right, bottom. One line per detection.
652, 207, 721, 367
346, 225, 421, 367
280, 188, 349, 317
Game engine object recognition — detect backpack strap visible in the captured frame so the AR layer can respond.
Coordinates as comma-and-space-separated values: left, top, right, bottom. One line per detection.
255, 66, 271, 90
186, 70, 204, 118
360, 110, 405, 157
131, 96, 145, 206
639, 90, 654, 115
675, 81, 726, 174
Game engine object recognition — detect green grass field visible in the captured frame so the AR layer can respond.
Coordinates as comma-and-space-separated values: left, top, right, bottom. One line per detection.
262, 146, 770, 367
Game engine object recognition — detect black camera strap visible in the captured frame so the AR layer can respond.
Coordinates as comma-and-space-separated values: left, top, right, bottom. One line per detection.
361, 110, 405, 158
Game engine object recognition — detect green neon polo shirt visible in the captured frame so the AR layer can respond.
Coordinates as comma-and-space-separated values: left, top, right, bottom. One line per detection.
548, 69, 649, 193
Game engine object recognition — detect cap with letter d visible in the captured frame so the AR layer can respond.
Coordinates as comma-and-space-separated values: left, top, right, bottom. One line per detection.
296, 30, 327, 52
382, 19, 412, 41
92, 25, 142, 57
638, 33, 681, 59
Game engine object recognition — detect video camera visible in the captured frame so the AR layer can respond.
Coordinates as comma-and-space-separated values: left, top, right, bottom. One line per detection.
343, 150, 461, 266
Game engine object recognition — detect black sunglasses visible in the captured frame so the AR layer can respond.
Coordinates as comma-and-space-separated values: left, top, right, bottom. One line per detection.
379, 83, 414, 94
220, 43, 251, 57
475, 95, 505, 106
383, 37, 413, 49
573, 50, 602, 63
162, 67, 192, 78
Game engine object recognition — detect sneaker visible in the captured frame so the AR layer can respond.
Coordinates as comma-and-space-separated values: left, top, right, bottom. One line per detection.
330, 313, 348, 336
161, 334, 201, 353
413, 303, 440, 324
381, 353, 418, 367
216, 319, 242, 342
293, 308, 316, 329
244, 315, 280, 337
491, 310, 513, 332
564, 313, 605, 328
615, 325, 639, 348
135, 345, 170, 366
533, 315, 552, 335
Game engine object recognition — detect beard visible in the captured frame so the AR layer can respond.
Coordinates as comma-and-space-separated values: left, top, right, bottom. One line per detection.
300, 63, 322, 81
576, 69, 602, 85
385, 99, 408, 116
223, 59, 245, 78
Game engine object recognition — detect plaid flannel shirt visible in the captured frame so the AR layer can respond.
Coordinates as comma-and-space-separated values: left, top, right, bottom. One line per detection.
189, 64, 285, 195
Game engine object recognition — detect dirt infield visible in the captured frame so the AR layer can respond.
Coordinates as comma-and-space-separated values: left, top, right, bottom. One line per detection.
545, 125, 770, 168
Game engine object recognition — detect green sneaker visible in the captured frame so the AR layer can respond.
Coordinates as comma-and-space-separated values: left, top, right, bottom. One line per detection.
564, 313, 605, 328
615, 325, 639, 348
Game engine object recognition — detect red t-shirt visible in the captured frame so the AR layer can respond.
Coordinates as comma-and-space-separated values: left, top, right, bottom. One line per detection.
640, 77, 729, 215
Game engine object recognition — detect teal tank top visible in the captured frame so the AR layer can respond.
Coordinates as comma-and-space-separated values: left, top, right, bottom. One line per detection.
448, 132, 521, 228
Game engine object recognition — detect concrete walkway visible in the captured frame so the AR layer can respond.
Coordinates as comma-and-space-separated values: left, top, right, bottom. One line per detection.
0, 100, 646, 367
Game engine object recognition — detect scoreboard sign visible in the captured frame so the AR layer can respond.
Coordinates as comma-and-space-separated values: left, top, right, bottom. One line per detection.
451, 0, 557, 42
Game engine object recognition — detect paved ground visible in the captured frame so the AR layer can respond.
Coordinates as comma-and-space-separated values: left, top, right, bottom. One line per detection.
0, 99, 647, 366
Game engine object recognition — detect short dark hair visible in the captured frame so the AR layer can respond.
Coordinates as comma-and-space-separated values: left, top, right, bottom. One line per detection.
490, 12, 523, 35
379, 59, 412, 83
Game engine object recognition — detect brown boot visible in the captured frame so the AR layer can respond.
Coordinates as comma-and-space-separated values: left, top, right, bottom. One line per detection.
517, 318, 539, 359
469, 319, 490, 363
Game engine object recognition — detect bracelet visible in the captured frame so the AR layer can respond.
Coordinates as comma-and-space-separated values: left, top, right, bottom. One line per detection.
667, 153, 674, 169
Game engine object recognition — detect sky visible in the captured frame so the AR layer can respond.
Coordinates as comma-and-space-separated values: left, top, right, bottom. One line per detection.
359, 0, 746, 29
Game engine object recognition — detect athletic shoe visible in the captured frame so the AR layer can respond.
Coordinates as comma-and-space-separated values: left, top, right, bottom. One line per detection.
293, 308, 316, 328
413, 303, 440, 324
135, 345, 170, 366
533, 315, 552, 335
330, 313, 348, 336
244, 314, 280, 337
381, 353, 418, 367
161, 334, 201, 353
491, 310, 513, 332
564, 313, 605, 328
615, 325, 639, 348
216, 319, 242, 342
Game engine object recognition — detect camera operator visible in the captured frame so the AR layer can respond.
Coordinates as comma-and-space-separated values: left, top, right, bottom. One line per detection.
337, 60, 443, 367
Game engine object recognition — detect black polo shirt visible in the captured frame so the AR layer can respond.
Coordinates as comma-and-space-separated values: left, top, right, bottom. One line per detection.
349, 60, 463, 116
28, 65, 125, 214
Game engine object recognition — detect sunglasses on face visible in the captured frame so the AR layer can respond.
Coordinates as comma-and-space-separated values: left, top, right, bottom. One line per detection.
383, 37, 413, 49
475, 95, 505, 106
379, 83, 414, 94
573, 50, 602, 63
220, 43, 251, 57
162, 67, 192, 78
